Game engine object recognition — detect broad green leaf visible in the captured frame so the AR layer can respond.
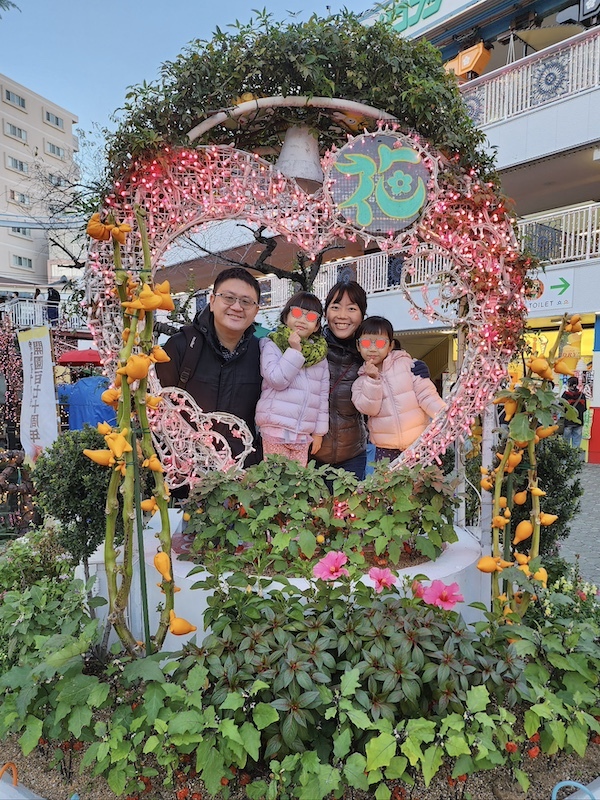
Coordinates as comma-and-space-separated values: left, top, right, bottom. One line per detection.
508, 413, 534, 442
240, 721, 261, 761
143, 683, 165, 724
253, 703, 279, 730
143, 734, 160, 754
524, 709, 540, 738
57, 674, 102, 706
365, 732, 396, 771
168, 710, 204, 735
384, 755, 408, 779
514, 768, 530, 793
346, 706, 372, 729
218, 718, 244, 744
298, 528, 317, 558
341, 668, 361, 697
401, 737, 423, 766
374, 783, 391, 800
421, 744, 444, 786
68, 705, 92, 738
566, 723, 588, 757
122, 657, 165, 684
18, 715, 43, 756
445, 734, 471, 757
221, 692, 245, 710
201, 748, 226, 796
185, 663, 208, 692
87, 681, 110, 708
107, 768, 127, 796
405, 718, 436, 743
466, 685, 489, 714
343, 753, 369, 790
333, 727, 352, 759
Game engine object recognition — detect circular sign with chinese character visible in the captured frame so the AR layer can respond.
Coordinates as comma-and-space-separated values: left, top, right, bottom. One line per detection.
326, 132, 432, 235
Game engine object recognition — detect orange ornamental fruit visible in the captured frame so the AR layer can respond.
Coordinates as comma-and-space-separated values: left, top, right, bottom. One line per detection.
169, 609, 197, 635
536, 424, 559, 439
503, 398, 518, 421
141, 497, 159, 514
530, 486, 546, 497
539, 512, 558, 526
513, 520, 534, 545
533, 567, 548, 587
480, 478, 494, 491
477, 556, 501, 573
110, 223, 132, 245
498, 496, 508, 508
143, 455, 164, 472
514, 552, 531, 565
86, 212, 112, 241
527, 357, 549, 375
83, 449, 115, 467
101, 388, 121, 408
513, 490, 528, 505
150, 345, 171, 363
493, 515, 509, 529
153, 551, 172, 582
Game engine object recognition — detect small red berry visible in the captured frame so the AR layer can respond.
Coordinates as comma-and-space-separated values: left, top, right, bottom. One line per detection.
220, 777, 230, 786
192, 794, 203, 800
447, 776, 456, 787
528, 745, 541, 759
240, 773, 251, 786
591, 734, 600, 745
458, 774, 467, 782
529, 732, 540, 742
176, 789, 189, 800
505, 741, 518, 753
72, 741, 84, 752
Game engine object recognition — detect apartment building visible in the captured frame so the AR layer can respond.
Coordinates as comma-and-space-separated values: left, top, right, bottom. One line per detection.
0, 73, 79, 291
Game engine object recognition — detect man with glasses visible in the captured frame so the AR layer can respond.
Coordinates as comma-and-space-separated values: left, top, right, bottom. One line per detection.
156, 268, 263, 477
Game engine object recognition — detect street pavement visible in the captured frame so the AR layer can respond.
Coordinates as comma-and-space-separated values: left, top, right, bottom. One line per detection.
558, 462, 600, 588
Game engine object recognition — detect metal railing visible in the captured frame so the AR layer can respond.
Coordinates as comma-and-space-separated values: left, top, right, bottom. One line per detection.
0, 299, 86, 331
461, 27, 600, 127
518, 202, 600, 264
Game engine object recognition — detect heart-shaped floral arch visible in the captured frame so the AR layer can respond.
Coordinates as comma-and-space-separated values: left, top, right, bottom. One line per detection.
86, 113, 529, 488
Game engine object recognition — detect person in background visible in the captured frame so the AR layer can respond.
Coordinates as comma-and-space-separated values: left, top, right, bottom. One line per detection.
561, 376, 587, 454
57, 371, 117, 430
155, 267, 263, 470
311, 281, 369, 480
351, 316, 446, 462
256, 291, 329, 466
47, 287, 60, 325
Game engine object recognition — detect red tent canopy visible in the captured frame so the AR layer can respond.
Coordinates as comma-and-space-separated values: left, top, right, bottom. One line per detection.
57, 348, 102, 366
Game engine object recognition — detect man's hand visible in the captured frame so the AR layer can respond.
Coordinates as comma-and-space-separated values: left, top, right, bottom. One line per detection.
289, 331, 302, 351
311, 434, 323, 454
364, 361, 380, 379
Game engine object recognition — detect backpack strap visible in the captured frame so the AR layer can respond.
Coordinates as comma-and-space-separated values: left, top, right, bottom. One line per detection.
177, 325, 204, 390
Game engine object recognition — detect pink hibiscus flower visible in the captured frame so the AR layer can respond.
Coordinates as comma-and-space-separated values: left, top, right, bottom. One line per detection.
422, 580, 464, 610
412, 580, 425, 599
368, 567, 397, 593
313, 551, 350, 581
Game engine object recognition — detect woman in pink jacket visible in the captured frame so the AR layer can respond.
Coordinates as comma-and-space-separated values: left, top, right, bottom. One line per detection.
351, 316, 446, 463
256, 291, 329, 466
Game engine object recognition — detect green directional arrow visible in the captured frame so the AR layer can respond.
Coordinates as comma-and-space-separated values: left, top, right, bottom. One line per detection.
550, 277, 570, 295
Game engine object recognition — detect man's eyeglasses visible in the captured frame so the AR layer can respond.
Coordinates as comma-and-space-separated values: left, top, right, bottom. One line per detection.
290, 306, 320, 323
213, 292, 259, 309
359, 337, 390, 349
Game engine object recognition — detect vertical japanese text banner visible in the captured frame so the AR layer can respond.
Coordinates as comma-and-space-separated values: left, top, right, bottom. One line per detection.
17, 326, 58, 461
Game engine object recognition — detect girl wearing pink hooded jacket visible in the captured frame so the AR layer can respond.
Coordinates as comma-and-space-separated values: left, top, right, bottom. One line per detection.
256, 291, 329, 466
351, 316, 446, 463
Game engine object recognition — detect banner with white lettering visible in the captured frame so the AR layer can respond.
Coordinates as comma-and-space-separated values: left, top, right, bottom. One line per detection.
17, 326, 59, 461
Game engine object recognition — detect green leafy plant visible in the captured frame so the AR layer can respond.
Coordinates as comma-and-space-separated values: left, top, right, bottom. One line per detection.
106, 12, 497, 196
32, 426, 123, 565
184, 457, 458, 574
0, 522, 70, 592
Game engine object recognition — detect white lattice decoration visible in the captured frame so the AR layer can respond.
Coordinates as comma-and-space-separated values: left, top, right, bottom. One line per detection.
85, 126, 528, 480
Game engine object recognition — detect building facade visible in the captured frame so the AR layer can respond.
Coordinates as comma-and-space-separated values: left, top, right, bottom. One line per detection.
0, 73, 79, 291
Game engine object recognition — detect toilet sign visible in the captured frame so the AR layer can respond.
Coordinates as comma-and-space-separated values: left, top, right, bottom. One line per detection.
526, 268, 574, 313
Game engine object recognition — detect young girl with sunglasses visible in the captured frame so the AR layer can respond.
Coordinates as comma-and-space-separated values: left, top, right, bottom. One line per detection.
351, 316, 446, 463
256, 291, 329, 466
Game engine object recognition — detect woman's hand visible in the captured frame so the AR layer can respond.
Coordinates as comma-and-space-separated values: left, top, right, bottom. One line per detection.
289, 330, 302, 351
311, 434, 323, 454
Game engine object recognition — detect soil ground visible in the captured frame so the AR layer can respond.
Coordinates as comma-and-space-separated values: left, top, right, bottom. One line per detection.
2, 735, 600, 800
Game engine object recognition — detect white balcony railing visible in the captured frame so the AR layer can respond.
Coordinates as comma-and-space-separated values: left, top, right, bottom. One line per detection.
461, 27, 600, 127
0, 299, 86, 331
518, 202, 600, 264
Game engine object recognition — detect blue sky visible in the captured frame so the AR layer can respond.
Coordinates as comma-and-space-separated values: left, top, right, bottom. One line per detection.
1, 0, 370, 135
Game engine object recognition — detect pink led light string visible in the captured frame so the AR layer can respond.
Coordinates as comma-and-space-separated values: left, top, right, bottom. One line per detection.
84, 127, 529, 480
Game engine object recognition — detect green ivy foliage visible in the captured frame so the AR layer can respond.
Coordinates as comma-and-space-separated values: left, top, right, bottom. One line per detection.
105, 11, 496, 190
